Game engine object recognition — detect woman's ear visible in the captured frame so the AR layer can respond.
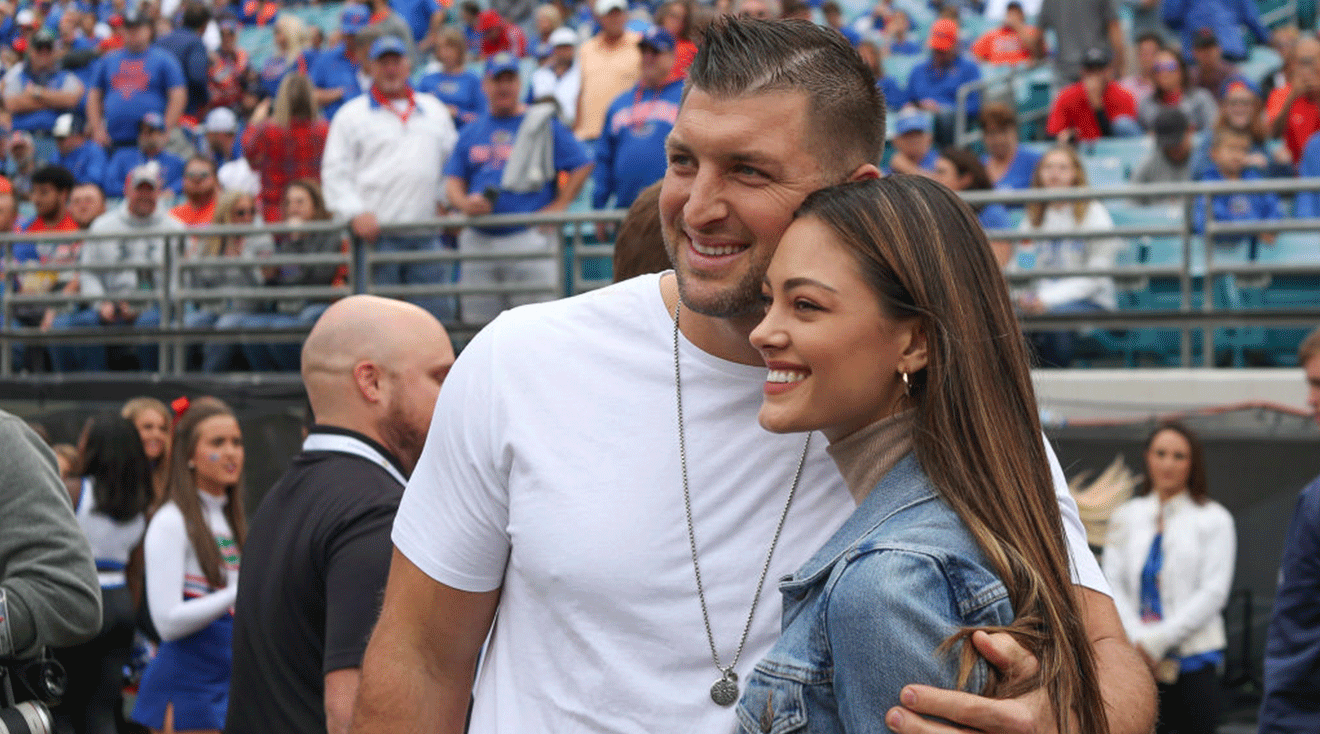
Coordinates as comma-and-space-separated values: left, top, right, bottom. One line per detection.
897, 321, 929, 376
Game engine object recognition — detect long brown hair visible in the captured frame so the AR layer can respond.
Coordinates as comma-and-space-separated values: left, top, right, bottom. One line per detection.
1136, 421, 1210, 504
794, 176, 1107, 734
165, 399, 246, 588
1026, 146, 1090, 228
271, 72, 319, 128
121, 396, 171, 506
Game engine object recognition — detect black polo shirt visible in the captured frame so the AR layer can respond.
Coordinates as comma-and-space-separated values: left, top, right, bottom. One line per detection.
225, 426, 407, 734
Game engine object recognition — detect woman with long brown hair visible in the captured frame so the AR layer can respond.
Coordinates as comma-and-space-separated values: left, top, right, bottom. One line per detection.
742, 176, 1106, 734
1104, 422, 1235, 734
131, 400, 246, 734
244, 72, 328, 222
121, 396, 173, 507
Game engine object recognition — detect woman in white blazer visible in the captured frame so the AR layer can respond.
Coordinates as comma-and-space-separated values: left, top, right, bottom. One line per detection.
1103, 421, 1236, 734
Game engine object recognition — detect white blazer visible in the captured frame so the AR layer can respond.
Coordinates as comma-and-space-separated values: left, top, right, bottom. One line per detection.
1103, 491, 1236, 661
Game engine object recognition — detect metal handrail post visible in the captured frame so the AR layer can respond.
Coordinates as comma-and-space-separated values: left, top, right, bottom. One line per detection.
1180, 192, 1195, 366
352, 233, 367, 295
1202, 198, 1217, 367
2, 241, 10, 377
570, 221, 584, 297
165, 234, 180, 376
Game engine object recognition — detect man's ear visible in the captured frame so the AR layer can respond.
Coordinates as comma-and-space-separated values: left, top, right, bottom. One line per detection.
353, 361, 383, 404
848, 162, 882, 182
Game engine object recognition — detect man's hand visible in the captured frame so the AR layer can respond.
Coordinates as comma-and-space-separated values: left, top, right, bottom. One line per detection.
886, 631, 1053, 734
351, 211, 381, 242
91, 123, 110, 148
458, 193, 493, 217
97, 300, 116, 323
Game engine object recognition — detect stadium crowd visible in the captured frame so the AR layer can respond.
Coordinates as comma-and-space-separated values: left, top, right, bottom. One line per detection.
0, 0, 1315, 374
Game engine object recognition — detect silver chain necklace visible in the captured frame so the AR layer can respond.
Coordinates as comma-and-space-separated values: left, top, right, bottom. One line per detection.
672, 303, 811, 707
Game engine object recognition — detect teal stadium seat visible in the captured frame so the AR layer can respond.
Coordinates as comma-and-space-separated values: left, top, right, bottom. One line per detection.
1082, 155, 1126, 186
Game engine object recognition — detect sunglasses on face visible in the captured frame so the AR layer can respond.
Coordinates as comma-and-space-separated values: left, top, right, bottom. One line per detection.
232, 208, 254, 216
185, 170, 212, 180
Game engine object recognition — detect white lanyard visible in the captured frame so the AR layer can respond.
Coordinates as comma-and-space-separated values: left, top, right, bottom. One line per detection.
301, 433, 407, 487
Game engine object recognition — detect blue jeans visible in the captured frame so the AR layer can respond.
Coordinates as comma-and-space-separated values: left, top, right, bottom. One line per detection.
238, 303, 329, 372
371, 234, 455, 322
50, 306, 161, 372
1030, 300, 1105, 368
184, 309, 250, 373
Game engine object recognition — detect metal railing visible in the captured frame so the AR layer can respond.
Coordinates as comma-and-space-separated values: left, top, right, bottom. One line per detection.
953, 60, 1052, 148
3, 176, 1320, 375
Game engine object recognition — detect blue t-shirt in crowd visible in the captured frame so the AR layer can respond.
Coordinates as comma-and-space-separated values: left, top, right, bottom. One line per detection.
977, 202, 1013, 231
416, 69, 487, 129
53, 139, 109, 186
309, 44, 364, 120
1192, 166, 1282, 243
155, 29, 210, 116
444, 112, 591, 235
878, 76, 906, 109
889, 38, 923, 55
987, 146, 1042, 192
393, 0, 435, 46
92, 47, 186, 145
593, 78, 682, 210
882, 146, 939, 175
103, 147, 186, 197
9, 66, 79, 134
906, 54, 981, 116
1295, 134, 1320, 218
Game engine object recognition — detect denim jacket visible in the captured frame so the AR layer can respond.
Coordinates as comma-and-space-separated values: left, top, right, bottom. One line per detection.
736, 454, 1013, 734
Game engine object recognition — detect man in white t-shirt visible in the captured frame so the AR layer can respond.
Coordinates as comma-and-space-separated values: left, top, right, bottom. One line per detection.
353, 17, 1157, 734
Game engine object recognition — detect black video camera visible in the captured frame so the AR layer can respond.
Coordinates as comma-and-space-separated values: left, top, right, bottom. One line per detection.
0, 652, 65, 734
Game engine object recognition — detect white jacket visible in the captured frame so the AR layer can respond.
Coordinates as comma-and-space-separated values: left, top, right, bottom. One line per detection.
321, 88, 458, 225
1103, 491, 1236, 661
1014, 201, 1125, 310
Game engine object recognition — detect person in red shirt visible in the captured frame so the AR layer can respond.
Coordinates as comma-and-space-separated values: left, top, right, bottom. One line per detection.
971, 1, 1040, 66
476, 10, 527, 58
1269, 35, 1320, 167
656, 0, 697, 79
1046, 46, 1140, 143
20, 165, 80, 357
243, 73, 330, 222
170, 156, 219, 227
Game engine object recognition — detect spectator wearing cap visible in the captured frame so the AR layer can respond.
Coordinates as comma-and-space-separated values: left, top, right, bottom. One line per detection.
524, 26, 579, 127
169, 155, 218, 226
1047, 45, 1140, 143
1189, 29, 1252, 101
1131, 107, 1194, 204
51, 113, 106, 186
1162, 0, 1270, 64
310, 5, 372, 120
323, 34, 459, 321
208, 18, 248, 111
417, 27, 488, 129
2, 27, 83, 158
904, 18, 981, 145
980, 101, 1041, 191
1035, 0, 1125, 85
103, 112, 185, 197
593, 26, 681, 217
259, 15, 312, 101
154, 0, 209, 116
203, 106, 242, 165
49, 160, 184, 372
444, 53, 591, 323
1191, 80, 1289, 178
86, 9, 185, 150
971, 1, 1041, 66
885, 108, 939, 175
5, 131, 38, 199
1139, 47, 1218, 133
245, 72, 329, 221
575, 0, 639, 142
474, 9, 526, 59
365, 0, 418, 59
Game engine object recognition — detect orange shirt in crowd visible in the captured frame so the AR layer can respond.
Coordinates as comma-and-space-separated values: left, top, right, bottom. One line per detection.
171, 198, 218, 227
972, 26, 1038, 65
1267, 83, 1320, 163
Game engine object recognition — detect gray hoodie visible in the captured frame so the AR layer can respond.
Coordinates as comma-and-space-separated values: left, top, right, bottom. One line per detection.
78, 203, 185, 301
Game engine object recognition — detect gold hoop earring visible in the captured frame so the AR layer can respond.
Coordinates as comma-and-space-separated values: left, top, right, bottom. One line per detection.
900, 371, 910, 397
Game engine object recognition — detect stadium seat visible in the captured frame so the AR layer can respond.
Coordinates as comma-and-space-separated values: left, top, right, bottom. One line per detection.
1082, 155, 1126, 187
1085, 137, 1151, 169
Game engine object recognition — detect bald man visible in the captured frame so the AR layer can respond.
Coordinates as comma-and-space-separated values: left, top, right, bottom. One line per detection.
225, 296, 454, 734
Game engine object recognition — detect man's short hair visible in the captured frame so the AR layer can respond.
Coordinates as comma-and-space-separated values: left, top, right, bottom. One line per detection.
1299, 325, 1320, 365
980, 101, 1018, 132
686, 17, 883, 175
31, 165, 75, 193
181, 1, 210, 30
1135, 30, 1164, 48
186, 154, 218, 174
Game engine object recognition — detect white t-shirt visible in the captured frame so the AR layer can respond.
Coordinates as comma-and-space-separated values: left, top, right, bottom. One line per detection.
394, 272, 1110, 733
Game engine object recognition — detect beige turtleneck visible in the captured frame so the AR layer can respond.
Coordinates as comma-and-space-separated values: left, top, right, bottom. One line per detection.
824, 411, 915, 505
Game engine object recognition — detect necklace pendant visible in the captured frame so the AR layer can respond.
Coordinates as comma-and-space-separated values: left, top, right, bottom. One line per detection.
710, 671, 739, 706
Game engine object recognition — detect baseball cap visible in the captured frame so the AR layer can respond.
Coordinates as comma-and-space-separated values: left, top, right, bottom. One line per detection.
484, 52, 519, 77
204, 106, 238, 133
1081, 45, 1111, 69
128, 160, 162, 189
548, 26, 578, 47
475, 9, 503, 32
595, 0, 627, 15
31, 29, 56, 49
341, 4, 370, 35
638, 26, 675, 53
1153, 107, 1189, 149
14, 8, 34, 26
52, 113, 83, 137
1193, 27, 1219, 48
122, 5, 149, 26
894, 108, 933, 135
928, 18, 957, 51
370, 34, 407, 59
140, 111, 166, 130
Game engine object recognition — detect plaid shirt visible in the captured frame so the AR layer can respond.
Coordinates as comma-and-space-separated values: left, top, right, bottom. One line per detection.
242, 118, 329, 220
